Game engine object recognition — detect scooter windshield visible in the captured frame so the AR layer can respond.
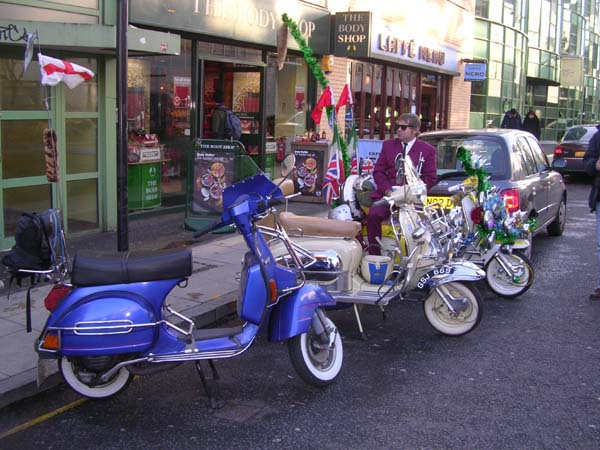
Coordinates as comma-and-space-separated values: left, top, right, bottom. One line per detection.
220, 154, 281, 210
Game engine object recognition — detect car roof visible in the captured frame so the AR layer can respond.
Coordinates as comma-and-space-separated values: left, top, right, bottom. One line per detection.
420, 128, 523, 138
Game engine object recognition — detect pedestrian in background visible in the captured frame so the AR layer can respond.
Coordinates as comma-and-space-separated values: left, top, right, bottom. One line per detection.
582, 124, 600, 300
500, 108, 522, 130
521, 110, 541, 140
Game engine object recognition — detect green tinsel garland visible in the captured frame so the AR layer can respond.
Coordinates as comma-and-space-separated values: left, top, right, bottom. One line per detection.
281, 13, 351, 180
456, 146, 537, 241
456, 146, 490, 193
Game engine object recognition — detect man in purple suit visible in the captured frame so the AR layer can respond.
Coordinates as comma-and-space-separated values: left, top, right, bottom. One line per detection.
366, 113, 437, 255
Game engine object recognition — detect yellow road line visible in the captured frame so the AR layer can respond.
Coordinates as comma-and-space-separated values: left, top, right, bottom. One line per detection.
0, 397, 87, 440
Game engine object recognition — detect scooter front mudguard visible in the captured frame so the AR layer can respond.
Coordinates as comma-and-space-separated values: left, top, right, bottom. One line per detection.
268, 284, 336, 342
37, 279, 180, 358
413, 261, 485, 291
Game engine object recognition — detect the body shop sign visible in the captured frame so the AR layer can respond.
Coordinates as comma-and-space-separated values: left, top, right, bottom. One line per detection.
333, 12, 371, 57
130, 0, 331, 54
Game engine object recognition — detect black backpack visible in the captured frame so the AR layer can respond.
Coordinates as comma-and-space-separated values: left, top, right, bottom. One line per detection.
2, 212, 52, 278
219, 106, 242, 140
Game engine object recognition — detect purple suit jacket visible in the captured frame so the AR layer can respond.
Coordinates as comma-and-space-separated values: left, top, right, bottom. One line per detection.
370, 138, 437, 200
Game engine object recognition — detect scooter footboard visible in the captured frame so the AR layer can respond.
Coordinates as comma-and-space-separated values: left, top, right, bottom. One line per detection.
268, 285, 336, 342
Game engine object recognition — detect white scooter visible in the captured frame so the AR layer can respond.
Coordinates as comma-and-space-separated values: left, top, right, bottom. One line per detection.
447, 180, 534, 298
266, 155, 485, 338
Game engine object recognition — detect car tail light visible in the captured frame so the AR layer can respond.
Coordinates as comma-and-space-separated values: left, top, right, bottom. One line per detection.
44, 284, 71, 312
501, 188, 520, 213
554, 145, 563, 156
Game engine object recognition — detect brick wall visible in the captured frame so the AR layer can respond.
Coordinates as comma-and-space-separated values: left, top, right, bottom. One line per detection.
449, 62, 472, 129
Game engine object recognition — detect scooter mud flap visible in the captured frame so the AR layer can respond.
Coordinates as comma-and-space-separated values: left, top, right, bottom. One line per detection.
37, 357, 57, 387
414, 262, 485, 290
268, 284, 335, 342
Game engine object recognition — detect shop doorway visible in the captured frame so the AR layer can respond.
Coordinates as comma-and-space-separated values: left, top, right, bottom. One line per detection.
200, 61, 264, 166
420, 85, 437, 133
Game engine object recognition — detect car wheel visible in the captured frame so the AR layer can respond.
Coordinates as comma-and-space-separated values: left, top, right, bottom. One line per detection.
547, 196, 566, 236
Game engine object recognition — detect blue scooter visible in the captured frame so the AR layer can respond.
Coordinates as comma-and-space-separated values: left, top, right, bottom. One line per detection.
33, 154, 343, 403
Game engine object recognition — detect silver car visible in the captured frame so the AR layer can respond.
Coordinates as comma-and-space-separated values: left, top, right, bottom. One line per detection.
420, 129, 567, 246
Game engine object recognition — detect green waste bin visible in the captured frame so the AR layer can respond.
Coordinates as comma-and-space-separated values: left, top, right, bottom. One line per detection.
128, 162, 161, 210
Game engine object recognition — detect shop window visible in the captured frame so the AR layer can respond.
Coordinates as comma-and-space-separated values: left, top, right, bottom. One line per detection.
66, 118, 98, 174
67, 179, 98, 232
1, 120, 47, 179
3, 185, 52, 237
65, 57, 98, 112
0, 56, 47, 111
264, 54, 309, 171
128, 39, 192, 208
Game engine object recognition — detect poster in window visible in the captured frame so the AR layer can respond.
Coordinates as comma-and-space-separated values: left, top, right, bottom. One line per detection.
295, 86, 305, 111
293, 147, 324, 198
173, 76, 191, 108
192, 150, 235, 213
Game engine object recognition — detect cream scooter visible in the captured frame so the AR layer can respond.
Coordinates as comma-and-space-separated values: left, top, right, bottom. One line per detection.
267, 155, 485, 338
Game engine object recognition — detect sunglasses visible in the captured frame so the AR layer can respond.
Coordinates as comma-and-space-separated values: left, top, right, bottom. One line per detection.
398, 124, 414, 130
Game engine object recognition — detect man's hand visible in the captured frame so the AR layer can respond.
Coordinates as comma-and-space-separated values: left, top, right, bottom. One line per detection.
595, 159, 600, 172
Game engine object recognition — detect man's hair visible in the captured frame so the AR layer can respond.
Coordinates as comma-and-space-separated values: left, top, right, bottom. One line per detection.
399, 113, 420, 129
214, 89, 224, 103
509, 108, 518, 115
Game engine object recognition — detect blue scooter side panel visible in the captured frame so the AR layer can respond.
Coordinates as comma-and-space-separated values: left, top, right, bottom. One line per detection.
238, 255, 267, 325
268, 284, 336, 342
46, 279, 180, 357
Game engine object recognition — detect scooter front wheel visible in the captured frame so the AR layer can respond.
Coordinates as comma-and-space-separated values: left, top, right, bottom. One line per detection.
59, 356, 133, 399
485, 250, 534, 298
423, 282, 482, 337
288, 312, 343, 387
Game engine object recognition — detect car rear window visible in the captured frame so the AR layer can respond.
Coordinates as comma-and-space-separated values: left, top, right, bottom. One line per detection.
563, 126, 595, 142
420, 134, 509, 179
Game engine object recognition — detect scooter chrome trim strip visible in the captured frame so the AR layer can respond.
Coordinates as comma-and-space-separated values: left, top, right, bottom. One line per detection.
99, 340, 256, 382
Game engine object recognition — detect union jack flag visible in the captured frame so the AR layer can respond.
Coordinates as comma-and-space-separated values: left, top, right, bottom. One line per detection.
322, 146, 341, 205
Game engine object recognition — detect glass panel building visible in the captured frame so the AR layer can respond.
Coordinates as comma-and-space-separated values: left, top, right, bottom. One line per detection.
472, 0, 600, 141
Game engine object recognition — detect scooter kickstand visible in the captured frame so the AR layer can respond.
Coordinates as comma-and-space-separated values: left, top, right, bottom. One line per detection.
208, 359, 220, 380
195, 361, 224, 409
353, 304, 368, 341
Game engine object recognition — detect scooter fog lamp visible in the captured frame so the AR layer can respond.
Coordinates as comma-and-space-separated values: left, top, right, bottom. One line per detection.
268, 279, 278, 303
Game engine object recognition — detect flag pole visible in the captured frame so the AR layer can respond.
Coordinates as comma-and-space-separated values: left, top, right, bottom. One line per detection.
116, 0, 129, 251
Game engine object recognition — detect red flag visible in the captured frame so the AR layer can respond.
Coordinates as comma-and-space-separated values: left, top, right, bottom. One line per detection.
335, 84, 353, 114
38, 53, 94, 89
310, 86, 334, 124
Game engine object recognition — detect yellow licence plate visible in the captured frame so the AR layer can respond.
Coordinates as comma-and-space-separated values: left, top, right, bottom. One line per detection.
575, 151, 585, 157
425, 196, 454, 209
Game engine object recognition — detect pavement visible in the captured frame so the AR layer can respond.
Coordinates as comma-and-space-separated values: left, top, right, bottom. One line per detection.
0, 200, 330, 409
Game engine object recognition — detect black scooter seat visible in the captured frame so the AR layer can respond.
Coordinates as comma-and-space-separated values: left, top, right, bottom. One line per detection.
71, 249, 193, 286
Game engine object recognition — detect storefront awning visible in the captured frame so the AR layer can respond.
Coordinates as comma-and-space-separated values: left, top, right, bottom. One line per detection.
0, 20, 181, 56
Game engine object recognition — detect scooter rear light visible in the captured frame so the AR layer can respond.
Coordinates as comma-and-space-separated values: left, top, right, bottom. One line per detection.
44, 284, 71, 312
501, 188, 520, 213
41, 332, 59, 350
554, 145, 563, 156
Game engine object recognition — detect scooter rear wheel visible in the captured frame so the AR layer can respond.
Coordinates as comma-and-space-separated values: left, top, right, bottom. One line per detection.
288, 313, 343, 387
423, 282, 482, 336
59, 356, 133, 399
485, 250, 534, 298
